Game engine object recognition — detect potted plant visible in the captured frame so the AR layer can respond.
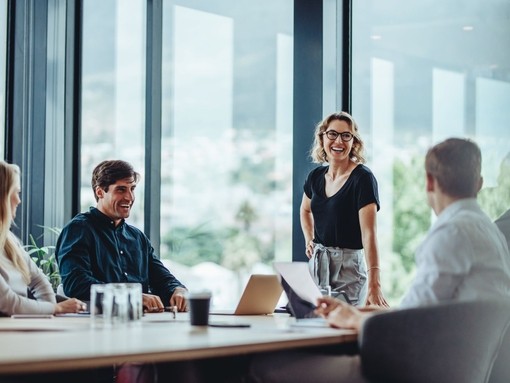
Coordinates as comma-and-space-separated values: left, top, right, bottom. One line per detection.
24, 226, 62, 292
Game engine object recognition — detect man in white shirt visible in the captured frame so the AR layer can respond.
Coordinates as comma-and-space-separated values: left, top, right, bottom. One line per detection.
400, 196, 510, 306
317, 137, 510, 328
246, 138, 510, 383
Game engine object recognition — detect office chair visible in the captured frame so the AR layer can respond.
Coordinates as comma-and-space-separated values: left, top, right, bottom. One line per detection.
358, 300, 510, 383
488, 323, 510, 383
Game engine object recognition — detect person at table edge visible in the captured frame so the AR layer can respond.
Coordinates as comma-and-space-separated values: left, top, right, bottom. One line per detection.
56, 160, 187, 312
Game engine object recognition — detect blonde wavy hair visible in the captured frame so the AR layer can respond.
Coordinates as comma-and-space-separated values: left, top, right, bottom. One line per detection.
309, 111, 366, 164
0, 161, 30, 284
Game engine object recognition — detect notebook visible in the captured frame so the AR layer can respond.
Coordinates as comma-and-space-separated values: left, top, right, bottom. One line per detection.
273, 262, 323, 320
209, 274, 283, 315
273, 261, 348, 327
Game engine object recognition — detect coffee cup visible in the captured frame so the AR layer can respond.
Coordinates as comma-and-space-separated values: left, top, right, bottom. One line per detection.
188, 291, 212, 326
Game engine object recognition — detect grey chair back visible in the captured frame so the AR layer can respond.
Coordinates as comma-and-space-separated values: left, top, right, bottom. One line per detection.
359, 300, 510, 383
488, 324, 510, 383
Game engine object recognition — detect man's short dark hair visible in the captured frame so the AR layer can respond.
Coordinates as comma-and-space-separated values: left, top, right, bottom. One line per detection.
425, 138, 482, 198
91, 160, 140, 201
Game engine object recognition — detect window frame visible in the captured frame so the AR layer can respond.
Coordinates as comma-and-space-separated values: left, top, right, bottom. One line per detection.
5, 0, 346, 259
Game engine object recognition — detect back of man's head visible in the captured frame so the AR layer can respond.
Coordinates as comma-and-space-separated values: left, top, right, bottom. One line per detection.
91, 160, 140, 201
425, 138, 482, 198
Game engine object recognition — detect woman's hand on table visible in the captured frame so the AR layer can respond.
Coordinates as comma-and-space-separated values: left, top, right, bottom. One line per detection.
54, 298, 87, 314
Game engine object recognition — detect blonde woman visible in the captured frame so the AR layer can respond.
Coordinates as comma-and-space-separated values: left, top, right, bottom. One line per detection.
300, 112, 388, 307
0, 161, 86, 315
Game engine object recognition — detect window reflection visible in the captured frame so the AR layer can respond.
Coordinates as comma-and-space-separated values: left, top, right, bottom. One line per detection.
352, 0, 510, 304
81, 0, 146, 228
161, 1, 293, 307
0, 0, 7, 158
81, 0, 293, 308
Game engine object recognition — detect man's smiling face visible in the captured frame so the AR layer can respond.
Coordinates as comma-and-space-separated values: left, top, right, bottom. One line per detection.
96, 177, 136, 226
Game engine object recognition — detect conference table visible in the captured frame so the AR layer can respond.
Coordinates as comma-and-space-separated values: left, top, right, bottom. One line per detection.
0, 312, 357, 376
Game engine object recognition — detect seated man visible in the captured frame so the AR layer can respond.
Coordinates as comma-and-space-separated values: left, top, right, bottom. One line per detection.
56, 160, 187, 312
247, 138, 510, 383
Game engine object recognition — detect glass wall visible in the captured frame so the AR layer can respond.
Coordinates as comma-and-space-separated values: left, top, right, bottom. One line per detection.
80, 0, 147, 228
9, 0, 509, 307
44, 0, 68, 241
160, 1, 293, 307
0, 0, 7, 158
351, 0, 510, 304
80, 0, 293, 308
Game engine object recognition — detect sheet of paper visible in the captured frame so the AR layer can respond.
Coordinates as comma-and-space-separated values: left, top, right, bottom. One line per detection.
54, 312, 90, 317
290, 317, 329, 328
273, 262, 322, 305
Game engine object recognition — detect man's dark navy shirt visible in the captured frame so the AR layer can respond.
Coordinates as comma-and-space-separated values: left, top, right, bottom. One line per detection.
56, 207, 185, 304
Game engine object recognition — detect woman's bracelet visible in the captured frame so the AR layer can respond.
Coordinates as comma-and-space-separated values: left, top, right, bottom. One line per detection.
367, 266, 381, 272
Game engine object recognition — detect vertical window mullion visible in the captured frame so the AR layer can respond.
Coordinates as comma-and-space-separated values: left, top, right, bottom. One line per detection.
292, 0, 323, 261
145, 0, 163, 253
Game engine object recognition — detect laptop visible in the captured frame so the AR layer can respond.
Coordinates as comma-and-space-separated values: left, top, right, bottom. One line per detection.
209, 274, 283, 315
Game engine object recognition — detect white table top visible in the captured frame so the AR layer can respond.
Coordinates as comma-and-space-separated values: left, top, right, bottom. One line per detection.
0, 312, 357, 374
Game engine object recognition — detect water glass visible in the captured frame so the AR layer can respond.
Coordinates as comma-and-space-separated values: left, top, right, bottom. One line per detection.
125, 283, 143, 321
90, 283, 143, 328
90, 284, 114, 328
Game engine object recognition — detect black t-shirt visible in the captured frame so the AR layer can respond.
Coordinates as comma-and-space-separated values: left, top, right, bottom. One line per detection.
303, 164, 380, 249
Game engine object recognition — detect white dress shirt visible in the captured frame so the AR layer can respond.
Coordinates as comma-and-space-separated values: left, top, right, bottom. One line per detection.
400, 198, 510, 308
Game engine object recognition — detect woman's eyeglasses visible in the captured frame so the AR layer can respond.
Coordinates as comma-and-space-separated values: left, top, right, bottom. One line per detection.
322, 131, 353, 142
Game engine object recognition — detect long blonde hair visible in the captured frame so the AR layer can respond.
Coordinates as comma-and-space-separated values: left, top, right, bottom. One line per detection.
0, 161, 30, 283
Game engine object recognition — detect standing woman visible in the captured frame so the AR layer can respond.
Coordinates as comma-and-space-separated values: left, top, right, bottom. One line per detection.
300, 112, 388, 307
0, 161, 86, 316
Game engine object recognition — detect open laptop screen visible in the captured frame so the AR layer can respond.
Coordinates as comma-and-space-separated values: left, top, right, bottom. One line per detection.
209, 274, 282, 315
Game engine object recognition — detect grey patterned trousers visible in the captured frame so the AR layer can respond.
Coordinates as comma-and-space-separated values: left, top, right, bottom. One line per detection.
308, 243, 367, 306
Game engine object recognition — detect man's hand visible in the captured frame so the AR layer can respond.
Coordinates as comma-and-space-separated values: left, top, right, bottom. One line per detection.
315, 296, 365, 331
314, 296, 341, 316
142, 293, 164, 313
170, 287, 188, 312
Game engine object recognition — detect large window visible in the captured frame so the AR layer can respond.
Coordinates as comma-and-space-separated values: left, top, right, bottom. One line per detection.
7, 0, 509, 308
352, 0, 510, 304
0, 0, 7, 158
81, 0, 147, 227
81, 0, 293, 308
160, 1, 293, 306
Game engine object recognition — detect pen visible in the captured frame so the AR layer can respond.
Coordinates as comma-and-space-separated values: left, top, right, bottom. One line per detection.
164, 306, 177, 319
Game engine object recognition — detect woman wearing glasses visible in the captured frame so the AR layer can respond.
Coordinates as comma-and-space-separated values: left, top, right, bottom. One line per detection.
300, 112, 388, 307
